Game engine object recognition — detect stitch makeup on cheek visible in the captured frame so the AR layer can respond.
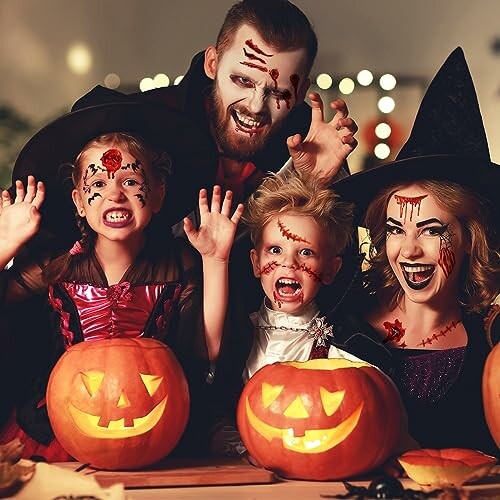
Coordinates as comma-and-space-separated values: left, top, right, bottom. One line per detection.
296, 263, 322, 282
394, 194, 428, 223
437, 227, 456, 278
277, 219, 310, 243
260, 261, 279, 275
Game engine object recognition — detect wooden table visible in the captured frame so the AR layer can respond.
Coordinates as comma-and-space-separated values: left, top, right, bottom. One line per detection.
55, 459, 500, 500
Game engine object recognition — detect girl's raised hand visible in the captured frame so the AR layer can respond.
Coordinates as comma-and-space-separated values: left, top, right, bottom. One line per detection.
184, 186, 244, 261
0, 176, 45, 257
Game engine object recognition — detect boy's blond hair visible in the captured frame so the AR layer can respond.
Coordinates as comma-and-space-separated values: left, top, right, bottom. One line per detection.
243, 172, 354, 256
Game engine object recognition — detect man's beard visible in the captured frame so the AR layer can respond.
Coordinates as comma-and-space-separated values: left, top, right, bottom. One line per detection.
208, 84, 281, 161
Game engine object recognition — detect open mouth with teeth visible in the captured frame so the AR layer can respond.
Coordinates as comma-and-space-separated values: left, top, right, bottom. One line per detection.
232, 109, 267, 135
274, 278, 303, 302
400, 263, 435, 290
103, 209, 133, 228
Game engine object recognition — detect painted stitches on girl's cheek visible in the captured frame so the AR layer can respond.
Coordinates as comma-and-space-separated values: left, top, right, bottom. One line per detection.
277, 219, 310, 244
382, 318, 407, 347
438, 226, 456, 278
394, 194, 427, 223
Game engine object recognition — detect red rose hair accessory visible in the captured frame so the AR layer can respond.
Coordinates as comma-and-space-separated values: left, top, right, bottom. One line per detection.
69, 240, 84, 256
101, 148, 122, 178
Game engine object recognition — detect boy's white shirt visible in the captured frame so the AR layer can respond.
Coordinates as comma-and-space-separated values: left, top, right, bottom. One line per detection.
243, 299, 364, 383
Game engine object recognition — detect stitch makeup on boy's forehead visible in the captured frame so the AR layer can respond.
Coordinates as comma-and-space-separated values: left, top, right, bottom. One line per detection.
277, 218, 310, 243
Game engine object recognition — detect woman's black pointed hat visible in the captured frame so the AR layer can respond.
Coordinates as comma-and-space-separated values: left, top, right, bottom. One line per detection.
335, 47, 500, 221
11, 85, 218, 253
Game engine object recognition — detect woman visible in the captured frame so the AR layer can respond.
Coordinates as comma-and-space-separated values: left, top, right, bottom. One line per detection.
334, 47, 500, 455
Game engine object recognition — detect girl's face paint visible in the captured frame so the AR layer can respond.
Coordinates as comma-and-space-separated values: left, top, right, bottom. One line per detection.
385, 185, 468, 307
205, 25, 309, 160
72, 145, 164, 244
250, 213, 341, 314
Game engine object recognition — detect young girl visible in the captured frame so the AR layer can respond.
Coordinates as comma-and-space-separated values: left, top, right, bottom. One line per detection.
334, 48, 500, 455
0, 87, 244, 461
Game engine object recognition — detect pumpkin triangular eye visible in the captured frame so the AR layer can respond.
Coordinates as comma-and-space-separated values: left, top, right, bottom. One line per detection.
140, 374, 163, 396
117, 390, 131, 408
320, 387, 345, 416
283, 396, 310, 418
261, 382, 284, 408
80, 371, 104, 396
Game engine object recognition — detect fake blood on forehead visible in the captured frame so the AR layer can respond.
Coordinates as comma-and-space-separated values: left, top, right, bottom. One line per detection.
245, 39, 273, 57
394, 194, 427, 224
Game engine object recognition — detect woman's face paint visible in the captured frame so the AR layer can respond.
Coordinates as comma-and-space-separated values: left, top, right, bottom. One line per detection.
250, 213, 341, 314
207, 25, 309, 160
72, 145, 164, 243
385, 185, 468, 307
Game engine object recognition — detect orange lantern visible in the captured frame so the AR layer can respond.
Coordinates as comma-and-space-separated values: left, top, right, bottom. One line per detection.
237, 359, 403, 480
47, 338, 189, 470
482, 342, 500, 447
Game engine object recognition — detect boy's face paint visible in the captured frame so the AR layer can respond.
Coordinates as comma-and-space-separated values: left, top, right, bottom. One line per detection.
250, 213, 341, 314
72, 145, 164, 243
205, 25, 309, 160
385, 185, 468, 307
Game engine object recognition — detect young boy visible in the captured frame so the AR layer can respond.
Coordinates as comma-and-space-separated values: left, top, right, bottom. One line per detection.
241, 171, 363, 382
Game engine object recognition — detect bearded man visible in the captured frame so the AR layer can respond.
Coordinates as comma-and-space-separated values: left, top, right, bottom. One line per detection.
136, 0, 357, 205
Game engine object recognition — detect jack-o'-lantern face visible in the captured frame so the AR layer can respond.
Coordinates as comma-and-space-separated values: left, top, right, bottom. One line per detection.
68, 368, 168, 439
244, 380, 363, 454
237, 359, 403, 481
47, 338, 190, 470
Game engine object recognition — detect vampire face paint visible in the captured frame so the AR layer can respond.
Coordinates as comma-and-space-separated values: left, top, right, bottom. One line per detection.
72, 145, 164, 244
207, 25, 308, 161
250, 213, 340, 314
385, 184, 468, 308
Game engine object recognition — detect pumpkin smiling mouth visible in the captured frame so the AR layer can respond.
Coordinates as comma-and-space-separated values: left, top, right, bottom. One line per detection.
68, 396, 168, 439
245, 398, 363, 453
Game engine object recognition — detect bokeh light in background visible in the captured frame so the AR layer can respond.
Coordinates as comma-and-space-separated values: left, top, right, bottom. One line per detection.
379, 73, 397, 91
139, 77, 155, 92
104, 73, 121, 89
66, 42, 92, 75
374, 143, 391, 159
316, 73, 333, 90
357, 70, 373, 86
375, 122, 392, 139
378, 96, 396, 113
174, 75, 184, 85
339, 77, 355, 95
153, 73, 170, 88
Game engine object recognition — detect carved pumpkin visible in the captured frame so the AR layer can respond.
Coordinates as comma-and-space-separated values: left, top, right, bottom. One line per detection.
47, 338, 189, 470
237, 359, 403, 480
482, 342, 500, 447
398, 448, 497, 487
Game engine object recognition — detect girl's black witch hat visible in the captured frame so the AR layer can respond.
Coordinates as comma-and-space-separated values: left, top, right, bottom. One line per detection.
11, 85, 218, 252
